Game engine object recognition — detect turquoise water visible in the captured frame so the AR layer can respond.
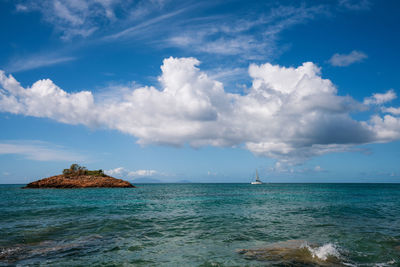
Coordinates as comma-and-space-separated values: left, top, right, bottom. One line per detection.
1, 183, 400, 266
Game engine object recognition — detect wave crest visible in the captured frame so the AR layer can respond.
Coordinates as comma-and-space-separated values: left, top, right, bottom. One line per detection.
302, 242, 341, 261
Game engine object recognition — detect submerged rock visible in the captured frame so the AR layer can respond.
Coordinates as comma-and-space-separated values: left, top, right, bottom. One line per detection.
237, 240, 344, 266
0, 235, 105, 263
23, 174, 135, 188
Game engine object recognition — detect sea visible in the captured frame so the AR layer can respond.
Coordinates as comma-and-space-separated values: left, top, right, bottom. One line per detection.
1, 183, 399, 266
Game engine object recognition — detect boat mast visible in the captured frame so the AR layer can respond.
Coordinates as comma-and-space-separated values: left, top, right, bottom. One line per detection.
256, 170, 260, 182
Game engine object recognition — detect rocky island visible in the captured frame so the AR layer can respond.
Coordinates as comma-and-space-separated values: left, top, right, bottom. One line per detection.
24, 164, 135, 188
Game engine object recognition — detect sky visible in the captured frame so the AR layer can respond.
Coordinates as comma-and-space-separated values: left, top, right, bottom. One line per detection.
1, 0, 400, 183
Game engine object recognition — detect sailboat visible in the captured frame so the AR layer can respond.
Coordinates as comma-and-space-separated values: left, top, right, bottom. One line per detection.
251, 170, 263, 184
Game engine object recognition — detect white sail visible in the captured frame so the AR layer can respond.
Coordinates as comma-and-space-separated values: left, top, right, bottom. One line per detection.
251, 169, 263, 184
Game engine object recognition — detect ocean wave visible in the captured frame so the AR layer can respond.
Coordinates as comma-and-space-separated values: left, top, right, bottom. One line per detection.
302, 242, 341, 261
374, 259, 397, 267
0, 246, 23, 261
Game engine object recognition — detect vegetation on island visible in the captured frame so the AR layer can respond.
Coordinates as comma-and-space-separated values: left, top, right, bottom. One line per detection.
62, 164, 105, 177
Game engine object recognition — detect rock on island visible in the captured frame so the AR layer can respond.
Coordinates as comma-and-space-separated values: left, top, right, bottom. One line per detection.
24, 164, 135, 188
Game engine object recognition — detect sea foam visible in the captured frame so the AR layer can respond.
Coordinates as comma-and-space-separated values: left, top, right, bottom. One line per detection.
303, 242, 341, 261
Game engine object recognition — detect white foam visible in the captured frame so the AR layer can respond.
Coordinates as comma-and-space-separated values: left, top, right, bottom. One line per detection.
0, 246, 22, 258
375, 259, 396, 267
342, 263, 357, 267
302, 243, 341, 261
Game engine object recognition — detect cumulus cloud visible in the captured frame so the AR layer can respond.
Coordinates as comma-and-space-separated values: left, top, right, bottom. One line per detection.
364, 89, 397, 105
0, 71, 98, 126
105, 167, 158, 178
367, 115, 400, 142
329, 50, 367, 67
1, 57, 400, 165
382, 107, 400, 115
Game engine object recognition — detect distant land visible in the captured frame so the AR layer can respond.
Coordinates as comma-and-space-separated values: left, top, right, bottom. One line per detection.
24, 164, 135, 188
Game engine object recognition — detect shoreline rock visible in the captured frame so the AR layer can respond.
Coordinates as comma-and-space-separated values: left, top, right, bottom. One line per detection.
237, 240, 343, 266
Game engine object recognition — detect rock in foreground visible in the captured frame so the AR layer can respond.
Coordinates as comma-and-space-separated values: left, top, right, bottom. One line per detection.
237, 240, 344, 266
24, 174, 135, 188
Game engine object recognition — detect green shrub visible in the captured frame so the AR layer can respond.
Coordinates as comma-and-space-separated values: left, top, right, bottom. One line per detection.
63, 169, 72, 175
63, 164, 106, 177
64, 164, 88, 176
86, 170, 106, 176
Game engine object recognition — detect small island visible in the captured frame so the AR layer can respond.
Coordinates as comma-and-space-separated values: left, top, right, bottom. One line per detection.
23, 164, 135, 188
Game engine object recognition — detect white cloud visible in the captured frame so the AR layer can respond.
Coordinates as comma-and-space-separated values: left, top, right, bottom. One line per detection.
0, 141, 85, 161
16, 0, 122, 39
329, 50, 367, 67
382, 106, 400, 115
367, 115, 400, 142
12, 2, 330, 65
13, 0, 363, 68
7, 55, 76, 72
105, 167, 125, 176
314, 165, 323, 172
364, 89, 397, 105
339, 0, 371, 10
0, 71, 98, 125
207, 67, 248, 88
1, 58, 400, 165
164, 5, 328, 59
104, 7, 190, 41
105, 167, 158, 178
16, 0, 195, 40
271, 163, 326, 174
16, 4, 29, 12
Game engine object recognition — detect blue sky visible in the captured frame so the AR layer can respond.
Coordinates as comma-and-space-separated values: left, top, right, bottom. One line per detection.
1, 0, 400, 183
